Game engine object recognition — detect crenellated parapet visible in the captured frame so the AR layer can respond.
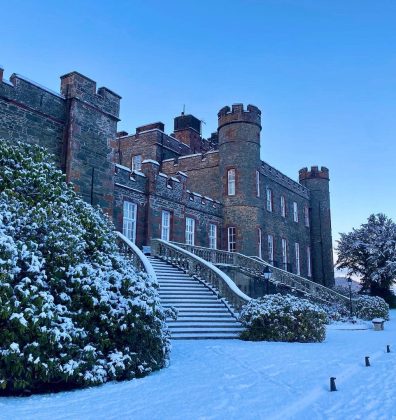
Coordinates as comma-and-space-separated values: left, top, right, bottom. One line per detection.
218, 103, 261, 130
60, 71, 121, 120
299, 166, 329, 182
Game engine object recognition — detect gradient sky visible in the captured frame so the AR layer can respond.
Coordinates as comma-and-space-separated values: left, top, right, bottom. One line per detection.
1, 0, 395, 251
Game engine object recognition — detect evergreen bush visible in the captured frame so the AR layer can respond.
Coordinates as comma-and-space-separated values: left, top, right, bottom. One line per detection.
0, 140, 170, 395
354, 295, 389, 320
240, 294, 327, 343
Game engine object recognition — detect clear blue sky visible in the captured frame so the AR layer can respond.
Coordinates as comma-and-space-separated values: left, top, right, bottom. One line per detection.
1, 0, 395, 248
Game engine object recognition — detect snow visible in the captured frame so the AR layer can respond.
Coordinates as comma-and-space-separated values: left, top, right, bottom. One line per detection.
2, 312, 394, 419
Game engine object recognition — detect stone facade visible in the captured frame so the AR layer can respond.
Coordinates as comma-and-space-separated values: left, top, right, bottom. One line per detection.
0, 67, 335, 287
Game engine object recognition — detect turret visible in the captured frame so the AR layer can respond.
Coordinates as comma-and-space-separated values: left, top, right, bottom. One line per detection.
299, 166, 334, 287
218, 104, 263, 255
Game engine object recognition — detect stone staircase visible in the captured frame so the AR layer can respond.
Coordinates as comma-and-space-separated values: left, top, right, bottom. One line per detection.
148, 256, 244, 339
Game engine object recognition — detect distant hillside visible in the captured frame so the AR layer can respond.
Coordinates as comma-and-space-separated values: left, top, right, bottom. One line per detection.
335, 277, 361, 292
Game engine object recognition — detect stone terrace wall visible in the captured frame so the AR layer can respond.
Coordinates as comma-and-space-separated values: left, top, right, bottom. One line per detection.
0, 68, 66, 168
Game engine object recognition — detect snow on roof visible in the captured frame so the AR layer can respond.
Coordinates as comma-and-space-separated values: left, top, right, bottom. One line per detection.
170, 177, 180, 183
133, 171, 146, 178
158, 172, 168, 178
142, 159, 160, 165
177, 171, 188, 177
115, 163, 131, 172
13, 74, 65, 99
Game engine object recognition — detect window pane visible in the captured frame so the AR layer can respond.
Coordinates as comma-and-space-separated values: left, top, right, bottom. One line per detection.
122, 201, 137, 243
185, 217, 195, 245
161, 210, 170, 241
209, 223, 217, 249
295, 243, 300, 275
267, 235, 274, 264
228, 169, 235, 196
228, 227, 236, 252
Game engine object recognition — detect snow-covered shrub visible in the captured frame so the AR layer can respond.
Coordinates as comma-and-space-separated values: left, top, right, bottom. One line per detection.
0, 140, 170, 395
354, 295, 389, 321
240, 294, 327, 343
318, 302, 350, 323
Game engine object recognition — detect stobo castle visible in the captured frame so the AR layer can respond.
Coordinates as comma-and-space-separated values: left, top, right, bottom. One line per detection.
0, 68, 334, 287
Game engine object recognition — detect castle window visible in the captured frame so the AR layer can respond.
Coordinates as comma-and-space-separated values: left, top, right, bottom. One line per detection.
304, 206, 310, 227
258, 228, 262, 259
266, 188, 273, 212
122, 201, 137, 243
185, 217, 195, 246
256, 171, 260, 197
209, 223, 217, 249
228, 227, 236, 252
161, 210, 170, 241
307, 246, 312, 277
267, 235, 274, 265
131, 154, 142, 172
281, 238, 288, 271
293, 202, 299, 222
227, 169, 236, 196
280, 195, 286, 218
295, 242, 301, 276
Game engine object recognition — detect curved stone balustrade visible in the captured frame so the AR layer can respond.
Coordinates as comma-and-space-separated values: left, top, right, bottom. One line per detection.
116, 232, 157, 283
171, 242, 350, 307
151, 239, 250, 311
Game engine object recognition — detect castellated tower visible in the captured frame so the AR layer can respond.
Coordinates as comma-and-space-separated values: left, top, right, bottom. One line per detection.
218, 104, 263, 255
60, 72, 121, 216
299, 166, 335, 287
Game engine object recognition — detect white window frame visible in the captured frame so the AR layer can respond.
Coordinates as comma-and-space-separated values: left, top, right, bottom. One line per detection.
293, 201, 299, 223
295, 242, 301, 276
280, 195, 286, 218
228, 227, 236, 252
281, 238, 288, 271
268, 234, 274, 264
209, 223, 217, 249
258, 228, 262, 259
185, 217, 195, 246
266, 188, 273, 212
131, 154, 142, 172
256, 170, 260, 197
161, 210, 170, 241
307, 246, 312, 277
304, 206, 310, 227
227, 169, 236, 196
122, 201, 137, 243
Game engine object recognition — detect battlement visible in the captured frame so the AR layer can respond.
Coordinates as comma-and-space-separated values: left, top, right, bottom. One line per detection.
217, 103, 261, 129
60, 71, 121, 119
0, 69, 66, 122
299, 166, 330, 182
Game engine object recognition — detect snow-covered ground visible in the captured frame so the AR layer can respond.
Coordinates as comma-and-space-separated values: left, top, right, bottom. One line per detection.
1, 312, 396, 420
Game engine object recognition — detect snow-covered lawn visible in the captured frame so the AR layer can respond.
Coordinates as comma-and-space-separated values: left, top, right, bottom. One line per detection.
1, 311, 396, 420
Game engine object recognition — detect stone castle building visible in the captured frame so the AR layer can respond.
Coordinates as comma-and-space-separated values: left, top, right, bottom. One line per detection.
0, 68, 334, 287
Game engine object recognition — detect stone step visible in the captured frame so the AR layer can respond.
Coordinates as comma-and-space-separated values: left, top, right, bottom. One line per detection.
168, 327, 243, 334
171, 332, 241, 340
159, 291, 214, 296
168, 318, 238, 324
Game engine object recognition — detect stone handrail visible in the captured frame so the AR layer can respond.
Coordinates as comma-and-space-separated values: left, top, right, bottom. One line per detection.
116, 232, 157, 282
151, 239, 250, 311
171, 242, 350, 306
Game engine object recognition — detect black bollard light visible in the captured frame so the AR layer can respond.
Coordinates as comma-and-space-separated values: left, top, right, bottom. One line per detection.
387, 345, 391, 353
330, 377, 337, 392
365, 356, 370, 367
